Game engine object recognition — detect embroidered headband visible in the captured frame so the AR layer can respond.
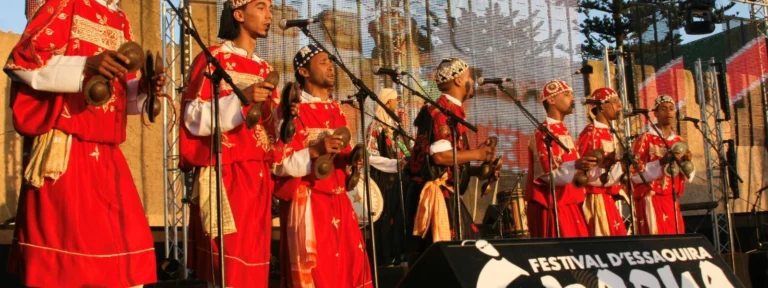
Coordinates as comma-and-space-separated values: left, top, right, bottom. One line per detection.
230, 0, 269, 9
654, 94, 675, 110
434, 58, 469, 84
293, 44, 325, 71
540, 80, 572, 102
586, 87, 619, 120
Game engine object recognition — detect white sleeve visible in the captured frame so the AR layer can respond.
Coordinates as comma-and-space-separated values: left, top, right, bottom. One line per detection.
587, 163, 624, 187
586, 165, 606, 187
538, 161, 577, 186
183, 94, 246, 136
273, 148, 312, 177
429, 139, 452, 155
7, 55, 87, 93
125, 78, 149, 115
369, 155, 398, 173
632, 160, 662, 184
685, 166, 695, 183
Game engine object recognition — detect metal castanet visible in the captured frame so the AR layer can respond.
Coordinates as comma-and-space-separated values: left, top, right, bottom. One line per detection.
313, 126, 352, 180
664, 142, 692, 177
144, 51, 164, 122
279, 81, 301, 144
468, 137, 502, 196
245, 71, 280, 129
469, 137, 498, 180
346, 144, 365, 191
573, 148, 605, 188
84, 41, 145, 106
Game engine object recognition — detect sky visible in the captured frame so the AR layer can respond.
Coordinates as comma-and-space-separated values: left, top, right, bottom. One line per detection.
0, 1, 27, 34
0, 1, 757, 45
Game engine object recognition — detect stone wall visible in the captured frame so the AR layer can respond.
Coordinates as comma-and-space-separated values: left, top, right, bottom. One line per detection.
0, 30, 22, 223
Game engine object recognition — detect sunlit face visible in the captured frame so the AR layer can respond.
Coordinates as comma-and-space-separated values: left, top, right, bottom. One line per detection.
386, 97, 399, 111
298, 52, 335, 89
654, 102, 676, 126
547, 91, 575, 115
600, 97, 622, 121
457, 69, 475, 100
234, 0, 273, 38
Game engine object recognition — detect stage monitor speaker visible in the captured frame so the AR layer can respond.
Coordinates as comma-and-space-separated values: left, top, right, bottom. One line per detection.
399, 234, 744, 287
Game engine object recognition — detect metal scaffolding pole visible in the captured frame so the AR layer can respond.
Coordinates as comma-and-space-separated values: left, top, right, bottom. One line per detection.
161, 0, 192, 279
709, 58, 738, 262
695, 59, 728, 254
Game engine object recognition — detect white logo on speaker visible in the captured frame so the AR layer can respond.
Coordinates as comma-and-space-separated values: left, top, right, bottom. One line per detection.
469, 240, 530, 288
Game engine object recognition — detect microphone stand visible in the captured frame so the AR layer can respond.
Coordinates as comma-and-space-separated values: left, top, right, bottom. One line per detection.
687, 122, 744, 184
753, 186, 768, 250
494, 84, 570, 238
298, 26, 399, 287
164, 1, 252, 286
388, 74, 478, 241
342, 100, 415, 258
605, 120, 649, 235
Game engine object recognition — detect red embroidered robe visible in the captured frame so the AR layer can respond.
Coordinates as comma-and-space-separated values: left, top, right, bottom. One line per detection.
577, 122, 627, 236
4, 0, 155, 286
525, 118, 589, 238
180, 41, 279, 287
631, 129, 691, 235
274, 92, 372, 288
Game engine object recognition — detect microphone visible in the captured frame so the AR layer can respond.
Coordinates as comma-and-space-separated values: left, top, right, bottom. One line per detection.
477, 77, 511, 85
279, 18, 319, 30
627, 108, 649, 116
580, 98, 606, 105
340, 99, 356, 106
373, 66, 407, 76
681, 116, 700, 125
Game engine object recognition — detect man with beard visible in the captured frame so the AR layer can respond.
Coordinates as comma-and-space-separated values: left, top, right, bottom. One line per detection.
631, 95, 694, 235
577, 87, 627, 236
180, 0, 278, 286
365, 88, 410, 266
4, 0, 163, 286
273, 44, 372, 288
406, 58, 496, 265
525, 80, 596, 238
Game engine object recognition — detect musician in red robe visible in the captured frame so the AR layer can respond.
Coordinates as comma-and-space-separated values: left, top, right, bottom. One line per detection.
631, 95, 694, 235
525, 80, 596, 238
407, 58, 495, 264
577, 87, 627, 236
179, 0, 278, 286
273, 44, 372, 288
4, 0, 159, 286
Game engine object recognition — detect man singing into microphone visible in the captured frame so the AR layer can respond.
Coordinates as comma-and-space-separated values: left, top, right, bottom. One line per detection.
577, 88, 627, 236
631, 95, 694, 235
406, 58, 495, 264
365, 88, 410, 267
180, 0, 278, 286
273, 44, 372, 288
526, 80, 596, 238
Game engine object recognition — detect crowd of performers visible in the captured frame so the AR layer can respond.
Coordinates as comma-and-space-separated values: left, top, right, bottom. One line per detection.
3, 0, 695, 287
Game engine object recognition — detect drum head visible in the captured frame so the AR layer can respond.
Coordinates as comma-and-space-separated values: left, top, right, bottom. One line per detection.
347, 178, 383, 226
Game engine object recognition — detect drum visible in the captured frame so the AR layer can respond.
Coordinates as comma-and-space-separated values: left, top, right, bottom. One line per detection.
347, 177, 384, 227
496, 188, 529, 237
